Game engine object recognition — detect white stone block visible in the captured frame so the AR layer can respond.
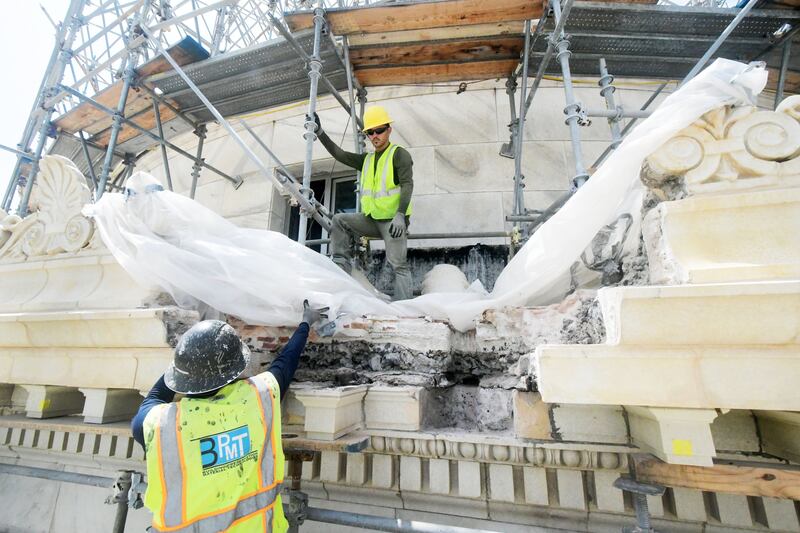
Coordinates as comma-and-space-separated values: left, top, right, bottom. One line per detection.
51, 430, 66, 451
627, 406, 718, 466
113, 436, 133, 459
593, 470, 625, 513
762, 497, 800, 531
9, 427, 23, 446
488, 464, 515, 503
512, 391, 551, 440
345, 453, 367, 486
522, 466, 548, 506
550, 404, 628, 444
293, 385, 367, 440
598, 281, 800, 346
80, 388, 142, 424
65, 432, 82, 454
98, 434, 115, 456
672, 487, 707, 522
536, 344, 800, 411
642, 188, 800, 285
715, 493, 753, 528
21, 428, 36, 448
410, 192, 505, 238
81, 433, 99, 455
457, 461, 482, 499
556, 469, 586, 510
319, 451, 344, 483
301, 454, 318, 481
281, 388, 307, 426
22, 385, 85, 418
365, 386, 423, 431
428, 458, 451, 495
647, 494, 665, 518
371, 454, 395, 489
399, 456, 422, 492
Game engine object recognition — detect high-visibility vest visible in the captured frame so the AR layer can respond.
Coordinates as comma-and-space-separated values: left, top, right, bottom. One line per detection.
142, 372, 287, 533
360, 143, 412, 220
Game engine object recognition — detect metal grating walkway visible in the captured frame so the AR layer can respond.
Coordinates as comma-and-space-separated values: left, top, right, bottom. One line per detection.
534, 3, 800, 82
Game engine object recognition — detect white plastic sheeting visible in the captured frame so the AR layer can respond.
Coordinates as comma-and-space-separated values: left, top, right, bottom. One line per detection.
85, 59, 766, 331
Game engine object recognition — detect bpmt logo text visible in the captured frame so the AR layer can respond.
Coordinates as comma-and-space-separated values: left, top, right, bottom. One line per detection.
199, 426, 253, 470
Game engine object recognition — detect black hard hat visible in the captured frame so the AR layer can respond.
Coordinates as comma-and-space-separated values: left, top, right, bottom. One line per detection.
164, 320, 250, 394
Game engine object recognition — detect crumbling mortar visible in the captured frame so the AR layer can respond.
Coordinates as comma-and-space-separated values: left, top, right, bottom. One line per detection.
161, 308, 201, 347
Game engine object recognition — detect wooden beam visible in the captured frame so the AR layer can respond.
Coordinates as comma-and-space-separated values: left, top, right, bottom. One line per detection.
632, 454, 800, 500
54, 39, 206, 135
285, 0, 541, 35
92, 102, 179, 147
354, 59, 519, 86
347, 21, 525, 47
349, 37, 524, 67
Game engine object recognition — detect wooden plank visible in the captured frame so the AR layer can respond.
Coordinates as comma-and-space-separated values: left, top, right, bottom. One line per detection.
92, 102, 179, 147
285, 0, 541, 35
632, 454, 800, 500
355, 59, 519, 86
349, 37, 524, 67
347, 21, 525, 47
54, 38, 206, 134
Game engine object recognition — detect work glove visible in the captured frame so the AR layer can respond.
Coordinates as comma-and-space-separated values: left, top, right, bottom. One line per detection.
306, 113, 321, 134
302, 299, 329, 326
389, 212, 406, 238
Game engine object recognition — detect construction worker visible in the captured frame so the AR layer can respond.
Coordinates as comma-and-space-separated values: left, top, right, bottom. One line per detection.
131, 301, 328, 532
312, 105, 414, 300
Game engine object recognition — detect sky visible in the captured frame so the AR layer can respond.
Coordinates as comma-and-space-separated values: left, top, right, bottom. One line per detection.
0, 1, 71, 208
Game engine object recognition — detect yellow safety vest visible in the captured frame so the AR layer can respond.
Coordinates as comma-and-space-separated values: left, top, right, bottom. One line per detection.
360, 143, 412, 220
142, 373, 287, 533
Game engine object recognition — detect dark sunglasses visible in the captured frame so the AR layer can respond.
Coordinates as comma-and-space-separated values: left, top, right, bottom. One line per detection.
365, 125, 389, 136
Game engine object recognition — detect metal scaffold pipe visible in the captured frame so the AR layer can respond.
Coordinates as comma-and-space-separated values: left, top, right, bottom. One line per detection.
141, 29, 333, 230
512, 19, 533, 223
298, 8, 326, 245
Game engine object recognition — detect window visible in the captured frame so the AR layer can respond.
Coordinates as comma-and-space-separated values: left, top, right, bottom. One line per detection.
288, 174, 357, 254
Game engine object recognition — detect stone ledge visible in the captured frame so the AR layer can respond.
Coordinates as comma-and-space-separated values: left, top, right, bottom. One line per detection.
642, 187, 800, 285
599, 281, 800, 346
0, 307, 196, 348
1, 347, 174, 390
535, 344, 800, 411
0, 254, 163, 313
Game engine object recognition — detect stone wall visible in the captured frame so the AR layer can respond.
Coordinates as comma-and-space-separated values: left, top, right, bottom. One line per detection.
134, 79, 675, 248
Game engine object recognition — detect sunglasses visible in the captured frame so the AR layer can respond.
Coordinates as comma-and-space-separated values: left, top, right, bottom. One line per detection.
365, 125, 389, 136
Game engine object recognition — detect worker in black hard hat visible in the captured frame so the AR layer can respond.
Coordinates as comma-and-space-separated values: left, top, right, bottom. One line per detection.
131, 301, 327, 533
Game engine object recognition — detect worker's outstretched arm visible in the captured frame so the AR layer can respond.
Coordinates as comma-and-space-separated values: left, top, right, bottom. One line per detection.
266, 301, 328, 400
311, 113, 366, 170
131, 375, 176, 448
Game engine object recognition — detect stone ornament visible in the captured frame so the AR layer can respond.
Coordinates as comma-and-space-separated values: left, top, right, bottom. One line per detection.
644, 95, 800, 193
0, 155, 95, 261
367, 433, 628, 471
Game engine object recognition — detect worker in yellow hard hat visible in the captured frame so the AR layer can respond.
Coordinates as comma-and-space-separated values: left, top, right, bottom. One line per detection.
311, 105, 414, 300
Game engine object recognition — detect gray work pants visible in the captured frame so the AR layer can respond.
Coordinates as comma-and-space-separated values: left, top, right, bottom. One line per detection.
330, 212, 413, 301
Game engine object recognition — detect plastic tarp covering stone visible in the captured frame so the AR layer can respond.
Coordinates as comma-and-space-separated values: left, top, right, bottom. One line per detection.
84, 59, 767, 332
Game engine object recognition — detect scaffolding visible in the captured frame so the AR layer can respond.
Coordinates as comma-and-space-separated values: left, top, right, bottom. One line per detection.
2, 0, 798, 247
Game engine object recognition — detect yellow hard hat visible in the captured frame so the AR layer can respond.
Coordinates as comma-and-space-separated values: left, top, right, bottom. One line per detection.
362, 106, 393, 132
